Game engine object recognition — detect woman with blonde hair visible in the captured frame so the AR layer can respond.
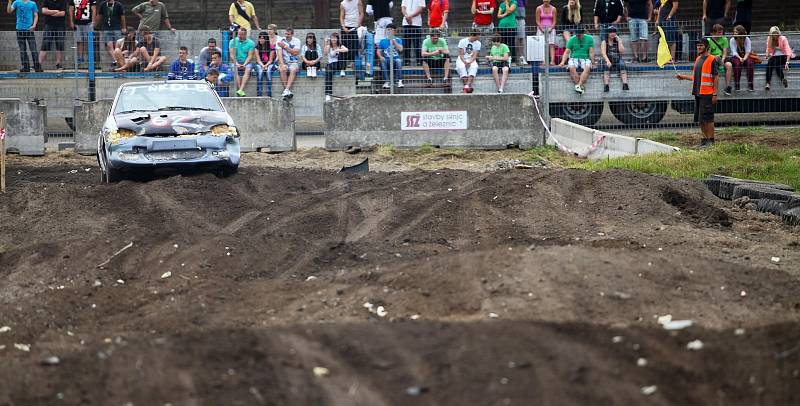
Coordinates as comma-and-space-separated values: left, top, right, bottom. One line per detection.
560, 0, 581, 44
765, 26, 794, 90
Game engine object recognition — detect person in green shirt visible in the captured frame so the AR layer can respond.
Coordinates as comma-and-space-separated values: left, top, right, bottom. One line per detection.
707, 24, 734, 96
487, 34, 510, 93
558, 25, 595, 95
497, 0, 517, 61
420, 29, 451, 85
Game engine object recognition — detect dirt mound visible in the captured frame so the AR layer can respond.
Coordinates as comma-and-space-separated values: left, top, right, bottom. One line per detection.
1, 165, 798, 405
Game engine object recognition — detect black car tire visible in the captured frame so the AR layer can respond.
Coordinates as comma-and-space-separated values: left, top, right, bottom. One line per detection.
100, 149, 123, 183
219, 165, 238, 178
609, 101, 668, 125
550, 102, 603, 126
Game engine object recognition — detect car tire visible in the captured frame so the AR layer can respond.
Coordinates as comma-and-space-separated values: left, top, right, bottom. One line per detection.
219, 165, 238, 178
100, 149, 123, 183
609, 101, 667, 125
550, 102, 603, 126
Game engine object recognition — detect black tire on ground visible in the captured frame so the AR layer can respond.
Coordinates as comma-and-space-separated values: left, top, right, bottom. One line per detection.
100, 149, 123, 183
731, 184, 797, 201
781, 206, 800, 226
608, 101, 668, 125
219, 165, 238, 178
550, 102, 603, 126
757, 198, 787, 215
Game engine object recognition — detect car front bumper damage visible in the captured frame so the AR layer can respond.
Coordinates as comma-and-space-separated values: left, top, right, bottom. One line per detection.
106, 134, 240, 169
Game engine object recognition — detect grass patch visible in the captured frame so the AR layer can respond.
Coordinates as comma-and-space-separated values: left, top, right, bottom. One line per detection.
640, 131, 680, 144
526, 143, 800, 190
416, 142, 437, 154
375, 144, 396, 157
717, 125, 767, 136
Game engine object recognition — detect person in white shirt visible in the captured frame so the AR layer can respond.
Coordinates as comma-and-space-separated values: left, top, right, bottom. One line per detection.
340, 0, 363, 67
456, 30, 481, 93
276, 27, 302, 98
400, 0, 425, 65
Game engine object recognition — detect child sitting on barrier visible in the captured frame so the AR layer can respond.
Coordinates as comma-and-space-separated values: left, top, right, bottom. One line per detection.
600, 26, 630, 92
488, 35, 510, 94
707, 24, 734, 96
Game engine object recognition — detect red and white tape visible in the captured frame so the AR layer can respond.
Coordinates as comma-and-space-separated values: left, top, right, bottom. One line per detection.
0, 128, 6, 141
527, 91, 605, 159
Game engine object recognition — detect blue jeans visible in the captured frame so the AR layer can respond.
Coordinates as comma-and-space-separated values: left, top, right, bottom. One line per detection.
381, 58, 403, 81
255, 63, 275, 97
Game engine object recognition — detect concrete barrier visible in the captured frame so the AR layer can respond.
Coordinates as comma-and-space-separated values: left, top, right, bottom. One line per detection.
74, 97, 295, 154
324, 94, 543, 150
0, 98, 46, 156
549, 118, 678, 159
636, 139, 681, 155
74, 99, 112, 154
221, 97, 295, 152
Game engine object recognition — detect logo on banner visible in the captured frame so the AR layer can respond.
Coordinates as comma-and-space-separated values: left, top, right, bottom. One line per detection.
0, 128, 6, 140
401, 111, 468, 131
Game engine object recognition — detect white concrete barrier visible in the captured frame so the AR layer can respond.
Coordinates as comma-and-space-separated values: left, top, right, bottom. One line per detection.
549, 118, 679, 159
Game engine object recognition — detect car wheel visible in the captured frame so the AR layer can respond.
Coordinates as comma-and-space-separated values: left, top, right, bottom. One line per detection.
550, 102, 603, 126
100, 148, 123, 183
218, 165, 238, 178
609, 101, 667, 125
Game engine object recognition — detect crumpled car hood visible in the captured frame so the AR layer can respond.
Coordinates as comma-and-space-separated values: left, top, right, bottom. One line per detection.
114, 110, 230, 136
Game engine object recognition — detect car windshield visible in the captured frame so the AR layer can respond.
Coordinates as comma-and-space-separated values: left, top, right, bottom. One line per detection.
114, 82, 223, 114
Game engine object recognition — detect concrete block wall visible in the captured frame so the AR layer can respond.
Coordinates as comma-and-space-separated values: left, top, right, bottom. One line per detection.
0, 99, 46, 156
324, 94, 543, 150
549, 118, 679, 160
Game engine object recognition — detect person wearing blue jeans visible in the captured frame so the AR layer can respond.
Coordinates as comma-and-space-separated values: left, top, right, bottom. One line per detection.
377, 23, 404, 89
8, 0, 42, 72
254, 31, 276, 96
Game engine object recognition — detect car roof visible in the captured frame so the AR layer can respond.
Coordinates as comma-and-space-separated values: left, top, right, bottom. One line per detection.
120, 80, 208, 88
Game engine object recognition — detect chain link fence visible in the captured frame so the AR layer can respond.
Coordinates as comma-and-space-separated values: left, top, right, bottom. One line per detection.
1, 22, 799, 146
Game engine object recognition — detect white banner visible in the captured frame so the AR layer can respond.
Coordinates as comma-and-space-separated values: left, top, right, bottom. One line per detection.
400, 111, 468, 131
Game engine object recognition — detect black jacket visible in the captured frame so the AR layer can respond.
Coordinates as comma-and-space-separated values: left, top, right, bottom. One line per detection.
593, 0, 624, 23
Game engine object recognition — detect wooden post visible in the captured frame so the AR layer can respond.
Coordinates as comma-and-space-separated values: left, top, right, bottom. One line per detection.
1, 112, 5, 193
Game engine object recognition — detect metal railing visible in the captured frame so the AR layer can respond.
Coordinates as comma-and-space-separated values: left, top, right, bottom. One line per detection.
1, 22, 799, 138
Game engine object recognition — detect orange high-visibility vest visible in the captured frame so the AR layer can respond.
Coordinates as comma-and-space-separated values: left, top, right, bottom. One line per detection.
692, 54, 717, 95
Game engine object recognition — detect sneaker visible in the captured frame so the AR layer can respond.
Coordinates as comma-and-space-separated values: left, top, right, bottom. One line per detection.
466, 86, 474, 93
426, 78, 433, 87
723, 86, 732, 96
748, 84, 754, 92
623, 83, 630, 91
340, 70, 346, 77
765, 83, 771, 91
442, 77, 450, 85
519, 56, 528, 65
55, 63, 63, 70
782, 78, 789, 88
698, 139, 708, 148
734, 83, 741, 91
20, 67, 30, 73
498, 88, 504, 94
397, 80, 404, 88
382, 82, 391, 89
575, 84, 584, 95
236, 89, 246, 97
325, 95, 332, 102
603, 84, 610, 93
281, 88, 290, 96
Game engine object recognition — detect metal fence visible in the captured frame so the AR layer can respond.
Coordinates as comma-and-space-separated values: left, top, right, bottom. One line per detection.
1, 21, 799, 143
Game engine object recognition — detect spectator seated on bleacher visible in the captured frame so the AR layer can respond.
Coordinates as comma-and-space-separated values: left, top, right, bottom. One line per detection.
137, 26, 167, 72
201, 51, 233, 97
487, 34, 510, 93
707, 24, 734, 96
456, 30, 481, 93
198, 38, 219, 73
277, 27, 302, 99
300, 32, 322, 77
558, 25, 594, 95
229, 26, 256, 96
113, 27, 141, 72
421, 28, 451, 86
255, 31, 276, 97
378, 23, 404, 89
600, 26, 629, 92
168, 46, 197, 80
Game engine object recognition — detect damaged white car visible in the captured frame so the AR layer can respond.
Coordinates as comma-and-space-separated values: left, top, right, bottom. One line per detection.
97, 81, 240, 182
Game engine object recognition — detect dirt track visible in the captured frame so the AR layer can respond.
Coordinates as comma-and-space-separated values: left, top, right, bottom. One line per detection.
1, 158, 799, 405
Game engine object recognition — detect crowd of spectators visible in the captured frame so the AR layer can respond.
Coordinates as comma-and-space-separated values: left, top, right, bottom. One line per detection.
3, 0, 795, 97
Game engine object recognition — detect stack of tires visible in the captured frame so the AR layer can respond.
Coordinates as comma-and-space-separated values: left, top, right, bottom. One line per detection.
704, 175, 800, 226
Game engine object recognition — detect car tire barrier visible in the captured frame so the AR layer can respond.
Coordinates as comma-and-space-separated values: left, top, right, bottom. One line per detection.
74, 97, 295, 155
0, 98, 46, 156
324, 94, 543, 150
704, 175, 800, 226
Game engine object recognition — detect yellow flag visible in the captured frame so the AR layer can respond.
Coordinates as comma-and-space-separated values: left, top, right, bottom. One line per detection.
657, 26, 672, 68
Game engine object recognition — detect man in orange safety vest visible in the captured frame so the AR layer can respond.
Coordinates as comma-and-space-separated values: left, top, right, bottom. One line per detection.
676, 37, 719, 148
